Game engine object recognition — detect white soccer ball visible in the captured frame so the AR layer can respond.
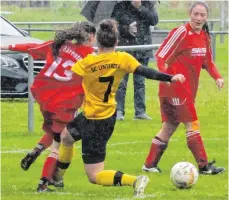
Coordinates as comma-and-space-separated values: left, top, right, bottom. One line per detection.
170, 162, 199, 189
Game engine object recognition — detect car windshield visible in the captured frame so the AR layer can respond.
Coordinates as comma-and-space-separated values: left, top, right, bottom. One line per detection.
0, 16, 23, 36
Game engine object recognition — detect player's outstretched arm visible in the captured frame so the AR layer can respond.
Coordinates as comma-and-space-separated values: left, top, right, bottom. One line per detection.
1, 41, 52, 60
134, 65, 185, 83
0, 43, 39, 53
0, 45, 9, 50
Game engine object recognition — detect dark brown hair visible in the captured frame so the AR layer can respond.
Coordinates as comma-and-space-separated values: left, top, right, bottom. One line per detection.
52, 21, 96, 58
96, 19, 118, 48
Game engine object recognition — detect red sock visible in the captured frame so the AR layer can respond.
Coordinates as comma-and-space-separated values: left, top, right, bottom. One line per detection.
145, 137, 168, 168
186, 131, 208, 168
41, 152, 58, 180
38, 132, 54, 149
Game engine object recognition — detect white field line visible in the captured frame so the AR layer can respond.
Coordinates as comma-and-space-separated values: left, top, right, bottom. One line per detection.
115, 194, 156, 200
17, 192, 96, 196
15, 192, 155, 199
1, 137, 227, 154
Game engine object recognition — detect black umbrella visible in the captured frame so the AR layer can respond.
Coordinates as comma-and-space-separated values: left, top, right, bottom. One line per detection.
81, 0, 118, 25
81, 0, 160, 25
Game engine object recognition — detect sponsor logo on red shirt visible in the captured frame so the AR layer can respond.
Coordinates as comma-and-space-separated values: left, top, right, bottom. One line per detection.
191, 48, 206, 56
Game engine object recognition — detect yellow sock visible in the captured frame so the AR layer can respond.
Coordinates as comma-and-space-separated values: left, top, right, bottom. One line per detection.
57, 143, 74, 177
95, 170, 137, 186
96, 170, 116, 186
121, 174, 137, 186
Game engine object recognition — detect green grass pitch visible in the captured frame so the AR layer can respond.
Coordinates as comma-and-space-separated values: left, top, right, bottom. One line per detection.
1, 36, 228, 200
1, 4, 228, 199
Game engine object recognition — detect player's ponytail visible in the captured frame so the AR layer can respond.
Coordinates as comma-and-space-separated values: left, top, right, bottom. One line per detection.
96, 19, 118, 48
202, 22, 210, 36
52, 21, 96, 58
52, 29, 69, 58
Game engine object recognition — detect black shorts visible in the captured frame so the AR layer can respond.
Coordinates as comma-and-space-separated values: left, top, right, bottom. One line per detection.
67, 112, 117, 164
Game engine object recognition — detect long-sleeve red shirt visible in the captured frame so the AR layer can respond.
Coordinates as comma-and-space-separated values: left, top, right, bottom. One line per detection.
155, 23, 221, 102
9, 41, 94, 112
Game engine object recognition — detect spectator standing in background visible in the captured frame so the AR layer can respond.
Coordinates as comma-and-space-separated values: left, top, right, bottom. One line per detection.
111, 0, 159, 120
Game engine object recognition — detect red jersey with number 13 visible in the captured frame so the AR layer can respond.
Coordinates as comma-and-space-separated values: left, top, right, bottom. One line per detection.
9, 41, 94, 112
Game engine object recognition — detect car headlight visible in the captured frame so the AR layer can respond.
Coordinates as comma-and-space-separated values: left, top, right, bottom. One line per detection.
1, 55, 20, 69
1, 55, 27, 79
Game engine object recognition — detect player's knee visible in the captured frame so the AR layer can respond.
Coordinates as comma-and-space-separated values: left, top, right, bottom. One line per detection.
157, 126, 176, 141
62, 136, 74, 146
186, 120, 200, 132
87, 174, 97, 184
50, 140, 60, 153
191, 120, 200, 131
61, 128, 74, 146
51, 149, 59, 155
83, 154, 105, 184
84, 168, 98, 184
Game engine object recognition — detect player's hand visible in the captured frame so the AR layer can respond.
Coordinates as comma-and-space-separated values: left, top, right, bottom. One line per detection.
171, 74, 185, 83
0, 45, 9, 50
131, 0, 142, 9
215, 78, 224, 90
129, 21, 137, 37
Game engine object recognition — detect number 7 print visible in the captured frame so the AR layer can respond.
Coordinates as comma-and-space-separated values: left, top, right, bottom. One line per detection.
99, 76, 114, 102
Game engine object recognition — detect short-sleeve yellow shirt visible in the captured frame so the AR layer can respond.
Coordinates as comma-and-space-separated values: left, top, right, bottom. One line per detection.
71, 51, 140, 119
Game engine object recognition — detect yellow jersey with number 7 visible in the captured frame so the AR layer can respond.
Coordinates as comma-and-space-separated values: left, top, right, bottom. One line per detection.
71, 51, 140, 119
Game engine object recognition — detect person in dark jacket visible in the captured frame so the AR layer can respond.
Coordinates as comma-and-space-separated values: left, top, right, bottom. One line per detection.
111, 0, 159, 120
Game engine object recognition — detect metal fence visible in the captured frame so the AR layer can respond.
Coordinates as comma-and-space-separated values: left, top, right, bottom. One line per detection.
13, 19, 228, 33
13, 19, 229, 45
11, 18, 229, 58
13, 19, 228, 25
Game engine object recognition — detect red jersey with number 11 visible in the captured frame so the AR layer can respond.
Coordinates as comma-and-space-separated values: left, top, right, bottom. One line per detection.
9, 41, 94, 112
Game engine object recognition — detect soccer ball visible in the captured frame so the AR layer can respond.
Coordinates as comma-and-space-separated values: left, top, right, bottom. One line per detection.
170, 162, 199, 189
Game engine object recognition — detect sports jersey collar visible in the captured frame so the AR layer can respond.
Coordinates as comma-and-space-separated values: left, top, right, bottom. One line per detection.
98, 50, 116, 55
187, 22, 203, 35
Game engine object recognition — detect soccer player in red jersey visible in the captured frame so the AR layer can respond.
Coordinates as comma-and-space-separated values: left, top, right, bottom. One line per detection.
142, 1, 225, 175
1, 21, 96, 191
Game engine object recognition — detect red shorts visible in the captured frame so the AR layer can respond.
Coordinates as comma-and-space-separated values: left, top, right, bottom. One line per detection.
159, 97, 198, 123
41, 108, 77, 134
33, 91, 84, 134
